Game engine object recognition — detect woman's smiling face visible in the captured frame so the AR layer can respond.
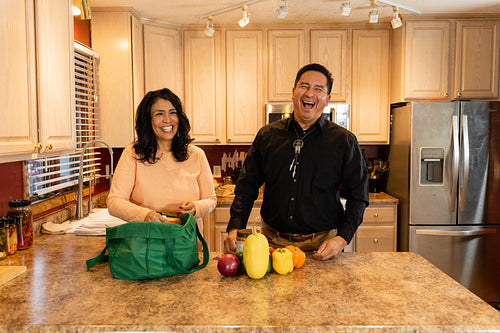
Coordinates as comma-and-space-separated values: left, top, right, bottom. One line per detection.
151, 98, 179, 150
292, 70, 331, 129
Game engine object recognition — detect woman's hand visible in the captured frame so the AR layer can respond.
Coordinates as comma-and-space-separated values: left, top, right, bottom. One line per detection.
145, 211, 169, 223
178, 201, 196, 216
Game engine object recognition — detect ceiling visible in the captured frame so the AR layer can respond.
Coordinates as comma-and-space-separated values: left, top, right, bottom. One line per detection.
88, 0, 500, 26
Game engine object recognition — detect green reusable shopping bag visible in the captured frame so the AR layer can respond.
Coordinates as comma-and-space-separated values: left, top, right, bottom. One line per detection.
86, 213, 209, 280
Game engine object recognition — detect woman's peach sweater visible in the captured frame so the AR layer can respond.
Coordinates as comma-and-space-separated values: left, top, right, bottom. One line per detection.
106, 144, 216, 234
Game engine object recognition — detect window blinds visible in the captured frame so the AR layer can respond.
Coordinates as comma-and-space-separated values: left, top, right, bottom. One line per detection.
28, 42, 101, 198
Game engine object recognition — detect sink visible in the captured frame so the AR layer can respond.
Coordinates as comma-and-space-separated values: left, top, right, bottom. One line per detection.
68, 208, 126, 235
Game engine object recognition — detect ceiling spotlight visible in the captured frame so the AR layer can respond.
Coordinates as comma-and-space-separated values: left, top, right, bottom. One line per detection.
391, 6, 402, 29
204, 16, 215, 37
340, 1, 351, 16
368, 0, 378, 23
277, 0, 288, 19
239, 5, 250, 28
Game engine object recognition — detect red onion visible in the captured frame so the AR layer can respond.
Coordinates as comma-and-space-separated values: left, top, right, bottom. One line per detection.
214, 254, 240, 277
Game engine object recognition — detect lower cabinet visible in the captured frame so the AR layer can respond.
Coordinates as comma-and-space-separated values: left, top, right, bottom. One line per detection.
351, 204, 397, 252
208, 206, 261, 252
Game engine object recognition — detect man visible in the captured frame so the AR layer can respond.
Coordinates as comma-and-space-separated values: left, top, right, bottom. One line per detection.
224, 63, 369, 260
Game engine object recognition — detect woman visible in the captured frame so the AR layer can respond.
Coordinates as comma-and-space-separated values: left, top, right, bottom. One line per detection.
106, 88, 216, 234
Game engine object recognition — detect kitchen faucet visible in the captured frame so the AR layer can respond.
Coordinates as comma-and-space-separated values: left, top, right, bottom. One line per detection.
75, 140, 114, 220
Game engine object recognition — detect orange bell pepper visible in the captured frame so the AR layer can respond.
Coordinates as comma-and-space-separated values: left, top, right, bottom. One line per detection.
285, 245, 306, 268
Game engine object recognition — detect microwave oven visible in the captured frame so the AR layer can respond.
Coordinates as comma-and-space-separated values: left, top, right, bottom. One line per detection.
265, 103, 350, 130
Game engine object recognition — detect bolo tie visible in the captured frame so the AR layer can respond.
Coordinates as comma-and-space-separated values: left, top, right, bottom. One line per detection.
289, 126, 315, 179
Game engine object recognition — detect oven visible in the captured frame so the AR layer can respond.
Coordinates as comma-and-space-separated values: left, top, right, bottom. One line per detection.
265, 103, 350, 130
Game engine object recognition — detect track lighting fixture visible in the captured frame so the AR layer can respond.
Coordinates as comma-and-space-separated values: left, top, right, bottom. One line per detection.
368, 0, 378, 23
391, 6, 402, 29
204, 16, 215, 37
340, 1, 351, 16
238, 5, 250, 27
277, 0, 288, 19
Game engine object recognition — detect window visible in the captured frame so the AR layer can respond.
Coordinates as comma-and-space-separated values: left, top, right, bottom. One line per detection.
27, 42, 101, 200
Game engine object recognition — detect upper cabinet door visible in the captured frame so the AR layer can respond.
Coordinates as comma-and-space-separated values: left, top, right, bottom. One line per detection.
310, 30, 349, 102
184, 30, 224, 144
92, 10, 142, 147
35, 0, 75, 154
404, 20, 451, 100
144, 24, 182, 98
454, 20, 500, 100
0, 0, 38, 157
268, 30, 306, 101
352, 29, 390, 144
226, 30, 263, 143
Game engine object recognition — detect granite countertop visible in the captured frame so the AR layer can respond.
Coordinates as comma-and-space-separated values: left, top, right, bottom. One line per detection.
217, 190, 398, 207
1, 234, 499, 332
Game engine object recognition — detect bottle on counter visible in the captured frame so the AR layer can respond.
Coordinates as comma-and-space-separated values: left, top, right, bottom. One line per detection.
7, 200, 33, 250
0, 217, 8, 260
4, 217, 17, 255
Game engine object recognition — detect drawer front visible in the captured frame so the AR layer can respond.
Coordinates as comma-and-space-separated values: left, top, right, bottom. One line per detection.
355, 226, 395, 252
362, 206, 395, 223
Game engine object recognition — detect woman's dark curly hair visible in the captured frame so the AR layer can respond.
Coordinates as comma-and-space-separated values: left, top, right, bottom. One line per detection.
133, 88, 193, 164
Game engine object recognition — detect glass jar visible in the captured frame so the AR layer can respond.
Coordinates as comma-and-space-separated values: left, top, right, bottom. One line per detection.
5, 217, 17, 255
7, 199, 33, 250
236, 229, 252, 253
0, 217, 8, 260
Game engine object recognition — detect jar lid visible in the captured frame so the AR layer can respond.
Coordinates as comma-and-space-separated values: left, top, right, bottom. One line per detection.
237, 229, 252, 238
8, 199, 31, 207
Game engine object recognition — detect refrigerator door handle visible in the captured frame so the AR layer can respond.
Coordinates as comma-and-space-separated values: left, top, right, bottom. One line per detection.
459, 115, 470, 212
416, 229, 497, 237
450, 115, 460, 211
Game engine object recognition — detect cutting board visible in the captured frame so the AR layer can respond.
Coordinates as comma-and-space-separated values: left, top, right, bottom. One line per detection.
0, 266, 27, 286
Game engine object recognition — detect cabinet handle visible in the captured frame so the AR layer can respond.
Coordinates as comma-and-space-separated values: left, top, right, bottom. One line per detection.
227, 137, 232, 142
373, 213, 379, 218
457, 93, 462, 97
444, 92, 449, 97
373, 238, 379, 243
45, 143, 53, 150
216, 137, 221, 142
34, 143, 42, 152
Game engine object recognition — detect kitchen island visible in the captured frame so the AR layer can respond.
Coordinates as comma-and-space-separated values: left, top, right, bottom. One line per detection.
1, 234, 499, 332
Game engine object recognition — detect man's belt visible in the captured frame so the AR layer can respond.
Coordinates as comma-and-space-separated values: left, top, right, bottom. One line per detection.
262, 221, 330, 242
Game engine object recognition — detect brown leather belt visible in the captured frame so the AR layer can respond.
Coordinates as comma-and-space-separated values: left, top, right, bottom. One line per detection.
262, 221, 330, 242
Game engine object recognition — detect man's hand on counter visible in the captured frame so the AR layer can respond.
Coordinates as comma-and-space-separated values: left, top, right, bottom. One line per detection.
313, 236, 348, 261
224, 229, 238, 254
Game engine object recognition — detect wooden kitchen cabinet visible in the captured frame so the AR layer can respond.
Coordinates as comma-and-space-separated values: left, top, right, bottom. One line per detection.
400, 20, 452, 100
91, 9, 144, 147
351, 29, 390, 144
209, 206, 261, 252
310, 29, 349, 102
225, 30, 264, 143
391, 19, 500, 102
267, 29, 306, 101
184, 29, 263, 144
0, 0, 74, 162
143, 24, 183, 98
353, 204, 397, 252
454, 20, 500, 100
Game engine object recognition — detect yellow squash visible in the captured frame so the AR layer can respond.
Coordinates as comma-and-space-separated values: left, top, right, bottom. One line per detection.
243, 218, 269, 279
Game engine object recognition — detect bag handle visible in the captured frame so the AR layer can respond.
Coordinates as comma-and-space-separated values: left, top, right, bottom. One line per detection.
86, 245, 108, 269
165, 222, 209, 274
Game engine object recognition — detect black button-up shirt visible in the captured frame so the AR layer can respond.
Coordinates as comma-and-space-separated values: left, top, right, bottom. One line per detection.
227, 115, 369, 243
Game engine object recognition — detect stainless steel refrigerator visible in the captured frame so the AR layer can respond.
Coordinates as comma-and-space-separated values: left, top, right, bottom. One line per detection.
386, 101, 500, 303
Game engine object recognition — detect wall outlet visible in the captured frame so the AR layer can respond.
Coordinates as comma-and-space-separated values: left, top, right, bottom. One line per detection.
213, 165, 221, 178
